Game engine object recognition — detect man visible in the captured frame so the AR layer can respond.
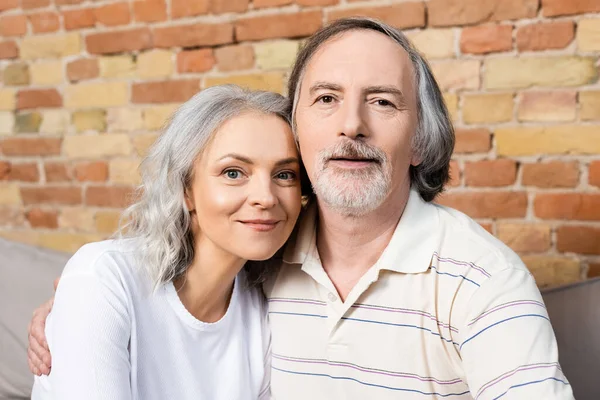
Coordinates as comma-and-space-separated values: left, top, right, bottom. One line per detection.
29, 18, 573, 399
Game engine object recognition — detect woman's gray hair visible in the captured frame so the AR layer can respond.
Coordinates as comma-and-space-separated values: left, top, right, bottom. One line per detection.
119, 85, 291, 291
288, 17, 455, 202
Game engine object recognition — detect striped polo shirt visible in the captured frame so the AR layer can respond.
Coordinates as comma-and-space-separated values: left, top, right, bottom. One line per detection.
264, 189, 574, 399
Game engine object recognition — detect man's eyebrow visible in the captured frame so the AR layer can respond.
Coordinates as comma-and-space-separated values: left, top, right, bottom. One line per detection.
309, 81, 343, 96
364, 85, 406, 100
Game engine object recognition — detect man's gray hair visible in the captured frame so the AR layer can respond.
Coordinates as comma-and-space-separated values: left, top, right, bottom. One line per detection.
120, 85, 291, 290
288, 17, 455, 202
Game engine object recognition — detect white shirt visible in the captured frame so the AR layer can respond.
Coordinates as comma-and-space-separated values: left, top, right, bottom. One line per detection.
265, 189, 574, 399
32, 239, 271, 400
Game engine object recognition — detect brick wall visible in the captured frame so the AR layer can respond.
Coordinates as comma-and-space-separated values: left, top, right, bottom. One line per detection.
0, 0, 599, 287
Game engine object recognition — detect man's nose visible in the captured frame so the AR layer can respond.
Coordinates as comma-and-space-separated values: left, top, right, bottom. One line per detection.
248, 175, 278, 209
338, 97, 368, 139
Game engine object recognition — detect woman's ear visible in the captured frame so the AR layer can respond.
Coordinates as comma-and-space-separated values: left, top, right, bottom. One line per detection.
184, 189, 195, 212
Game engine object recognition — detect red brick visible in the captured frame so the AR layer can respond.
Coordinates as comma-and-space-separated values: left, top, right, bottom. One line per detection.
542, 0, 600, 17
437, 191, 527, 218
236, 11, 322, 41
73, 161, 108, 182
0, 138, 61, 157
0, 161, 9, 179
254, 0, 291, 7
497, 223, 552, 253
26, 208, 58, 228
460, 24, 513, 54
177, 49, 215, 73
6, 162, 39, 182
430, 0, 538, 27
22, 0, 50, 9
464, 159, 517, 187
328, 3, 425, 29
214, 45, 253, 72
589, 263, 600, 278
44, 162, 72, 182
454, 128, 491, 154
516, 22, 574, 51
133, 0, 167, 23
56, 0, 84, 5
86, 28, 152, 55
132, 80, 200, 104
29, 12, 60, 33
154, 23, 233, 49
557, 226, 600, 255
443, 192, 527, 218
63, 8, 95, 30
297, 0, 338, 4
535, 194, 600, 220
522, 162, 579, 188
171, 0, 209, 18
590, 161, 600, 188
211, 0, 249, 13
94, 2, 131, 27
0, 41, 18, 59
479, 222, 493, 234
67, 58, 99, 82
0, 15, 27, 37
85, 186, 135, 208
449, 160, 460, 187
17, 89, 62, 110
0, 0, 19, 12
21, 187, 82, 206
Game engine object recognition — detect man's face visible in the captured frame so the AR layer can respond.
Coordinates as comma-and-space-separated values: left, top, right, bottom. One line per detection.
295, 29, 419, 216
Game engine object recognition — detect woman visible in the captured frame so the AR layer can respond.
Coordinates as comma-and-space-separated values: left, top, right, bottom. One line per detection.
31, 85, 303, 400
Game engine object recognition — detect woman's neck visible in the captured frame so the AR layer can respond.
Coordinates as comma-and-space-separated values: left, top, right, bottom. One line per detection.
173, 236, 246, 323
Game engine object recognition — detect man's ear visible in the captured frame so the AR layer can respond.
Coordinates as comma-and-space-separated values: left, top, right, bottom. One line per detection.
410, 153, 421, 167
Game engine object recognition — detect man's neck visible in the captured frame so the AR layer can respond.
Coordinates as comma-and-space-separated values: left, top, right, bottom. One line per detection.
316, 182, 412, 301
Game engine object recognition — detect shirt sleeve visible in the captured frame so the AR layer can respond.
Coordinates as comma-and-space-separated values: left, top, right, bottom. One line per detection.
46, 261, 132, 400
457, 268, 575, 400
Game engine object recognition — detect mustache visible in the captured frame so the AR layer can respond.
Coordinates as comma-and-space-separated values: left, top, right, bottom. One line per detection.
318, 140, 386, 164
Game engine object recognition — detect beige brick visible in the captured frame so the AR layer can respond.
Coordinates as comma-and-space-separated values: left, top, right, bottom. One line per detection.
431, 60, 480, 91
63, 134, 132, 158
137, 49, 173, 79
65, 82, 129, 108
407, 29, 455, 59
484, 57, 596, 89
463, 93, 513, 124
577, 19, 600, 52
110, 159, 141, 185
522, 256, 581, 287
95, 210, 122, 234
72, 109, 106, 132
20, 33, 81, 60
40, 110, 70, 135
107, 108, 143, 132
30, 61, 63, 85
132, 133, 158, 156
580, 91, 600, 121
0, 112, 15, 135
99, 55, 136, 78
496, 126, 600, 156
443, 92, 458, 122
204, 72, 285, 94
38, 232, 104, 253
143, 105, 178, 130
497, 223, 551, 253
255, 40, 299, 70
0, 230, 41, 248
58, 207, 95, 231
0, 183, 22, 205
0, 89, 16, 111
518, 91, 576, 122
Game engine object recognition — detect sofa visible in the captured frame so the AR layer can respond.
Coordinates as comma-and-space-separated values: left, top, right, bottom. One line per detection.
1, 238, 598, 399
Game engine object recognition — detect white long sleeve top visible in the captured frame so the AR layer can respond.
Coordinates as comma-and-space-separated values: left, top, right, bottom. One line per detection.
31, 239, 271, 400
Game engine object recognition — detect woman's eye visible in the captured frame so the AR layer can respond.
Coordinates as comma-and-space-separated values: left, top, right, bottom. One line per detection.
224, 169, 242, 179
276, 171, 296, 180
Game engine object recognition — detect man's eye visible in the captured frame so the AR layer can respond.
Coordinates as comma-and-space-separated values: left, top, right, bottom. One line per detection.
224, 169, 242, 179
318, 95, 334, 104
376, 99, 393, 107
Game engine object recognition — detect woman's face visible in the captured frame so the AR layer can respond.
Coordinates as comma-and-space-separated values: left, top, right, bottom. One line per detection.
185, 112, 302, 261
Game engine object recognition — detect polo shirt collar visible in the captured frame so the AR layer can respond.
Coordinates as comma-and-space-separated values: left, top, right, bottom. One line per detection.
283, 188, 440, 274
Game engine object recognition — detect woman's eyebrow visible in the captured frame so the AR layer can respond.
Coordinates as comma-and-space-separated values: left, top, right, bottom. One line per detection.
217, 153, 253, 164
275, 157, 300, 167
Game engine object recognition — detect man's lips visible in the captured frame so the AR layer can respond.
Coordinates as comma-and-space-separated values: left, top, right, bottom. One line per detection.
328, 157, 379, 168
238, 219, 281, 232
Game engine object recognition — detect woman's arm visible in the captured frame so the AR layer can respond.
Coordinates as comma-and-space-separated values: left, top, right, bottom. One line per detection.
45, 268, 132, 400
